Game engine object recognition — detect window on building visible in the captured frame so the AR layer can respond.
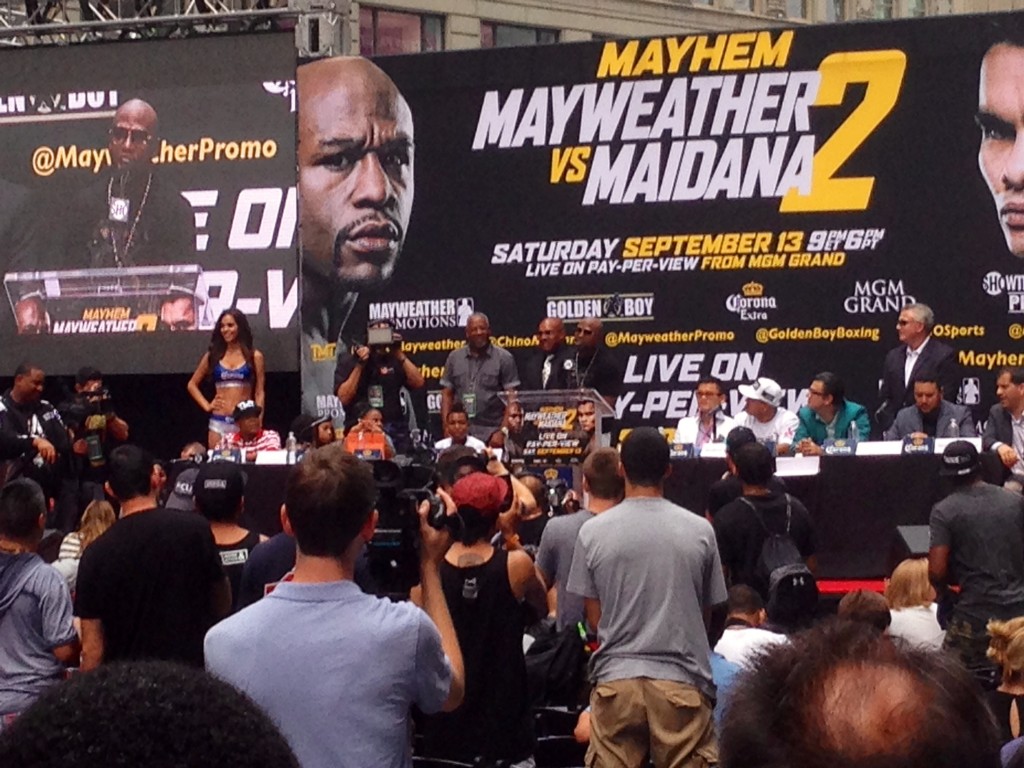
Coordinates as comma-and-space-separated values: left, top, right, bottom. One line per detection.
359, 7, 443, 57
825, 0, 845, 21
786, 0, 807, 17
733, 0, 754, 13
906, 0, 924, 15
480, 22, 559, 48
873, 0, 893, 17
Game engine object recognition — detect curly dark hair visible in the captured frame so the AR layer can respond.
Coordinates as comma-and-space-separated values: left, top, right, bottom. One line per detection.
0, 660, 299, 768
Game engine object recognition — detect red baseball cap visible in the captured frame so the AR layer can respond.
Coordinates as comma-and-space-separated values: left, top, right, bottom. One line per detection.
451, 472, 509, 517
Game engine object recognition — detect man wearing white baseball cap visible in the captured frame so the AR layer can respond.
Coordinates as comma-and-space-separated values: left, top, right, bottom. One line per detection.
737, 378, 799, 455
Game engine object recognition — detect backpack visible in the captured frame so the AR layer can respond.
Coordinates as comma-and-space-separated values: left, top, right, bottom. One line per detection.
524, 621, 589, 707
740, 494, 818, 627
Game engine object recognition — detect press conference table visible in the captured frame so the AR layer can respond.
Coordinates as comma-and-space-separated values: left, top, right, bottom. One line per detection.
236, 452, 1005, 582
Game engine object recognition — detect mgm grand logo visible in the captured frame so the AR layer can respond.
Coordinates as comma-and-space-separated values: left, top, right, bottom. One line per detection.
725, 282, 776, 321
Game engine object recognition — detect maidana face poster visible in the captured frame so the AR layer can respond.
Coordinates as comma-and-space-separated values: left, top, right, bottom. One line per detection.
0, 32, 297, 374
298, 11, 1024, 431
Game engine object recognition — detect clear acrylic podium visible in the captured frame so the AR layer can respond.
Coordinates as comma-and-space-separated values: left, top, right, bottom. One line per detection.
499, 388, 615, 467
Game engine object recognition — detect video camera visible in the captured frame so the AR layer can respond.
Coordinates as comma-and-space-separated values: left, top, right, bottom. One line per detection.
366, 325, 397, 349
61, 387, 114, 434
366, 459, 460, 597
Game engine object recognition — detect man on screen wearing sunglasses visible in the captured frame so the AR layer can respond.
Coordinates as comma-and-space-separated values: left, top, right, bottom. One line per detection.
57, 99, 195, 271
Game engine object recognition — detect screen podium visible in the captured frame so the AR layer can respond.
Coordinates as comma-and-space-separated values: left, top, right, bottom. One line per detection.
499, 388, 614, 467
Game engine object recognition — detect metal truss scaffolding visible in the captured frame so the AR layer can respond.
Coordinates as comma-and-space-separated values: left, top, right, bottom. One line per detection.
0, 0, 347, 57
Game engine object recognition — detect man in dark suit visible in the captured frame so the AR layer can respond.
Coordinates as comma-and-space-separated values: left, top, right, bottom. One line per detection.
876, 303, 958, 433
519, 317, 574, 391
883, 376, 976, 440
982, 367, 1024, 480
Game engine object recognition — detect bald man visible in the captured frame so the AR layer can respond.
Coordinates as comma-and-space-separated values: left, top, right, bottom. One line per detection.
520, 317, 575, 392
298, 57, 416, 420
978, 38, 1024, 258
43, 99, 195, 271
568, 316, 623, 408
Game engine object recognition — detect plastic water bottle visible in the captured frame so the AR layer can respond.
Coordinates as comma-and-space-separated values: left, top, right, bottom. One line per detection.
285, 431, 297, 465
848, 420, 860, 442
948, 418, 959, 439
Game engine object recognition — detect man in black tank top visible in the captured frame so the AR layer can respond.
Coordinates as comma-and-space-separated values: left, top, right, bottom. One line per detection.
418, 470, 547, 767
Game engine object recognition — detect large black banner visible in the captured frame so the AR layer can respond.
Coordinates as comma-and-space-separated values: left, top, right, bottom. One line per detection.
299, 13, 1024, 433
0, 33, 298, 375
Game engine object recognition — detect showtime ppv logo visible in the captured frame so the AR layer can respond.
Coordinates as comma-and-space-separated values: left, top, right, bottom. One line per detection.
725, 282, 776, 321
368, 297, 475, 330
545, 293, 654, 322
843, 279, 915, 313
983, 272, 1024, 314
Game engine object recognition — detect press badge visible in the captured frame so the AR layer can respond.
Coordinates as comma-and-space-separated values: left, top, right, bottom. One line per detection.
368, 385, 384, 408
463, 393, 477, 418
109, 197, 130, 223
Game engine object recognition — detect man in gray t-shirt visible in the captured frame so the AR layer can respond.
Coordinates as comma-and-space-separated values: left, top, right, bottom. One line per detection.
441, 313, 521, 442
566, 427, 727, 767
536, 448, 623, 630
930, 440, 1024, 669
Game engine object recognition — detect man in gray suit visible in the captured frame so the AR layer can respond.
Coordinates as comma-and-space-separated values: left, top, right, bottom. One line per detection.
883, 375, 976, 440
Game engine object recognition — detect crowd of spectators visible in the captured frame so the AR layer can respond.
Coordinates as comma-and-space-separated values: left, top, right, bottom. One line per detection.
4, 303, 1024, 765
0, 420, 1019, 767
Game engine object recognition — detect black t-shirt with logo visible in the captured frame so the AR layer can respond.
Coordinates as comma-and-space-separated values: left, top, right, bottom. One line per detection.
217, 529, 262, 614
333, 350, 407, 428
75, 507, 225, 667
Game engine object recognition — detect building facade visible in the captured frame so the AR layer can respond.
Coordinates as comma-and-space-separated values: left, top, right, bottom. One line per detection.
355, 0, 1024, 57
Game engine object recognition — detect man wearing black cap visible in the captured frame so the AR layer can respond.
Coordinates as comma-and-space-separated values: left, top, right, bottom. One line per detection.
194, 462, 265, 614
216, 400, 281, 455
706, 426, 787, 520
929, 440, 1024, 669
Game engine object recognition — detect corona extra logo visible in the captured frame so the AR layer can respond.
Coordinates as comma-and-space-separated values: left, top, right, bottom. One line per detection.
742, 282, 764, 298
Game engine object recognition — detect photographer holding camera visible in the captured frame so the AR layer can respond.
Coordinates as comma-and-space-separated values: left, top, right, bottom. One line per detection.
205, 444, 466, 767
415, 466, 547, 767
58, 367, 129, 526
334, 319, 425, 454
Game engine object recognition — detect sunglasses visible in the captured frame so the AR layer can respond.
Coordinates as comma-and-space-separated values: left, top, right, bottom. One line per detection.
575, 327, 595, 335
109, 126, 151, 144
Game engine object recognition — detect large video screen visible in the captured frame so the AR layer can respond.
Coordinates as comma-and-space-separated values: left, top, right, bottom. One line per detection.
297, 12, 1024, 428
0, 33, 297, 374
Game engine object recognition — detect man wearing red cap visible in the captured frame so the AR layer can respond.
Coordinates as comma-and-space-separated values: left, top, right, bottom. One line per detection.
416, 469, 547, 767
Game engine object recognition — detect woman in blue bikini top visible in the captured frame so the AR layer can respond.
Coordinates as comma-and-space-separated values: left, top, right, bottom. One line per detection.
187, 308, 266, 449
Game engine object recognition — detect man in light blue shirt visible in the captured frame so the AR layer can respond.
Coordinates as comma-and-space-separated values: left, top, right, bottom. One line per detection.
0, 479, 78, 719
205, 445, 465, 768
